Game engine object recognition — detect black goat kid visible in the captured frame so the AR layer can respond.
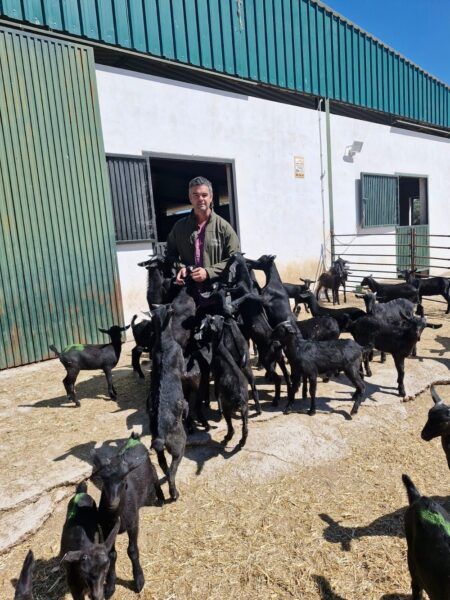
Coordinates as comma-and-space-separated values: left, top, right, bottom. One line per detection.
197, 315, 249, 447
60, 482, 120, 600
271, 321, 365, 416
402, 474, 450, 600
50, 325, 129, 406
93, 433, 164, 598
14, 550, 34, 600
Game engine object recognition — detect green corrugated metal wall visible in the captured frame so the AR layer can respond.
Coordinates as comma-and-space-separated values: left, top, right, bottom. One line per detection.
0, 26, 123, 369
0, 0, 449, 128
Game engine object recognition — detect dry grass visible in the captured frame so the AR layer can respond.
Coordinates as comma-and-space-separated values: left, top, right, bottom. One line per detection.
2, 384, 450, 600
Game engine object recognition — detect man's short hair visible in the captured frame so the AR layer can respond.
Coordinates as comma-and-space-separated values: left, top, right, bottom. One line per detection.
189, 176, 213, 195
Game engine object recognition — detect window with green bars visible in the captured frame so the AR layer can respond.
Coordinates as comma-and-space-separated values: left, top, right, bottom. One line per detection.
360, 173, 399, 228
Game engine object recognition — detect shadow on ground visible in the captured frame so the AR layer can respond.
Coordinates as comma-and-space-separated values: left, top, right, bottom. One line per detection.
312, 574, 347, 600
320, 495, 450, 551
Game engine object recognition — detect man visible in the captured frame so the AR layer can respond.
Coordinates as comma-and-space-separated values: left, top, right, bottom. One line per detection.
166, 176, 240, 289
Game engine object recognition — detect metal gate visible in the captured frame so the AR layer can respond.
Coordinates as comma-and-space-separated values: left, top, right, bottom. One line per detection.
0, 27, 123, 369
333, 228, 450, 304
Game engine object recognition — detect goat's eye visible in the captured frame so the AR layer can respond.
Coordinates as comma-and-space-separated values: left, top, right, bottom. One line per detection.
81, 554, 88, 562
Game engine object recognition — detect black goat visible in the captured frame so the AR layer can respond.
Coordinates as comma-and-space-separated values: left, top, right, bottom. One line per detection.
271, 320, 365, 416
348, 313, 441, 394
245, 255, 298, 329
50, 325, 129, 406
283, 278, 314, 315
93, 433, 164, 598
299, 291, 365, 332
230, 292, 291, 407
296, 315, 340, 341
401, 268, 450, 314
14, 550, 34, 600
361, 275, 419, 303
138, 254, 177, 309
130, 314, 153, 378
148, 306, 187, 501
421, 385, 450, 469
60, 482, 120, 600
197, 315, 249, 446
402, 474, 450, 600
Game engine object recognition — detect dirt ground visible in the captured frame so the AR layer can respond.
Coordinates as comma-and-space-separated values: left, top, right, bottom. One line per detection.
1, 298, 449, 599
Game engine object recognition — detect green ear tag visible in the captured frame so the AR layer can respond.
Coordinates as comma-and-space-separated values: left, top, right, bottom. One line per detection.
419, 508, 450, 536
119, 437, 142, 454
63, 344, 85, 353
66, 493, 86, 521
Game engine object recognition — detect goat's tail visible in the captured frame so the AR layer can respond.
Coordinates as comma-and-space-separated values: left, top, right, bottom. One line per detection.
75, 481, 88, 494
402, 474, 421, 505
49, 344, 61, 357
151, 437, 165, 452
131, 314, 138, 328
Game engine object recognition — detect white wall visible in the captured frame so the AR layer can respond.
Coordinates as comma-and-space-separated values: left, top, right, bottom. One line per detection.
116, 243, 151, 327
329, 114, 450, 279
96, 64, 328, 285
95, 65, 450, 315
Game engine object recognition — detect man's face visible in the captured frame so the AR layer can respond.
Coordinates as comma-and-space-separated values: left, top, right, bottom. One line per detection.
189, 184, 212, 213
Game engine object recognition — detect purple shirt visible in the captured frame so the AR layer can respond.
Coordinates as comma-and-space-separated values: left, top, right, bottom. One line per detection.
194, 219, 208, 267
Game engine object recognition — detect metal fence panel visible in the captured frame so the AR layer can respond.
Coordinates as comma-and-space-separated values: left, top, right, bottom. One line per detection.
0, 0, 449, 128
0, 26, 123, 369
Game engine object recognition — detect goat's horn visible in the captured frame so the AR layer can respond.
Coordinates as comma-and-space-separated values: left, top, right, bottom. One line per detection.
431, 385, 443, 405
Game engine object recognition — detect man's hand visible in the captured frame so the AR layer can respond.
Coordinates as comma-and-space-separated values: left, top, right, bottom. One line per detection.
191, 267, 209, 283
175, 267, 187, 285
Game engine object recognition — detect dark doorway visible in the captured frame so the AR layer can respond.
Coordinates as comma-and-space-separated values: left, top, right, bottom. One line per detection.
399, 176, 428, 226
146, 156, 237, 243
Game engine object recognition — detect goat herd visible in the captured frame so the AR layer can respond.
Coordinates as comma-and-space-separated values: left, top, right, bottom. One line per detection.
12, 252, 450, 599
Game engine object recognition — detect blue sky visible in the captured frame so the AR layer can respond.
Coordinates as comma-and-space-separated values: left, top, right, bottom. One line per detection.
322, 0, 450, 85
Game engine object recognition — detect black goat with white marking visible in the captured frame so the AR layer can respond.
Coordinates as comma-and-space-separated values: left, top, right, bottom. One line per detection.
361, 275, 419, 303
402, 474, 450, 600
401, 268, 450, 314
197, 315, 249, 447
50, 325, 129, 406
14, 550, 34, 600
271, 320, 365, 416
148, 306, 187, 501
60, 481, 120, 600
93, 433, 164, 598
421, 385, 450, 469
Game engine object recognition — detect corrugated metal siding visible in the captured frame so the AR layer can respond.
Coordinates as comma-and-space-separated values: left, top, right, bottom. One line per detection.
0, 26, 123, 369
107, 156, 156, 242
361, 173, 399, 228
0, 0, 449, 128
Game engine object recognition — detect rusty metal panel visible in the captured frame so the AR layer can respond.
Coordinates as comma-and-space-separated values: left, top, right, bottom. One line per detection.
0, 26, 123, 369
0, 0, 448, 129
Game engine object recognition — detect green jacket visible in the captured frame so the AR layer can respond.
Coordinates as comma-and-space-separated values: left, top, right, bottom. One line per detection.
166, 210, 240, 279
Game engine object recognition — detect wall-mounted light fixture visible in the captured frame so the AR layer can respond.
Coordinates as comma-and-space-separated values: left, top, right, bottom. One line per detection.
343, 140, 364, 162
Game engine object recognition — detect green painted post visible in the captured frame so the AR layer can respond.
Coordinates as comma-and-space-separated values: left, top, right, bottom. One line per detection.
325, 98, 335, 263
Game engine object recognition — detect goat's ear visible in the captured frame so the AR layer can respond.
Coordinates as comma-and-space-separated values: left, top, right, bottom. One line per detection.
426, 322, 442, 329
399, 310, 413, 323
98, 327, 109, 334
61, 551, 84, 564
121, 325, 130, 331
431, 385, 443, 405
104, 520, 120, 553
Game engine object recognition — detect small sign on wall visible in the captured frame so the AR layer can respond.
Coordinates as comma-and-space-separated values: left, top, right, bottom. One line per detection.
294, 155, 304, 178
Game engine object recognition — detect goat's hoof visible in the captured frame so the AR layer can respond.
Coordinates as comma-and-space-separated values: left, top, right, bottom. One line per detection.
170, 490, 179, 501
255, 409, 262, 416
105, 586, 115, 599
307, 409, 316, 416
135, 574, 145, 592
283, 407, 291, 415
71, 398, 80, 407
